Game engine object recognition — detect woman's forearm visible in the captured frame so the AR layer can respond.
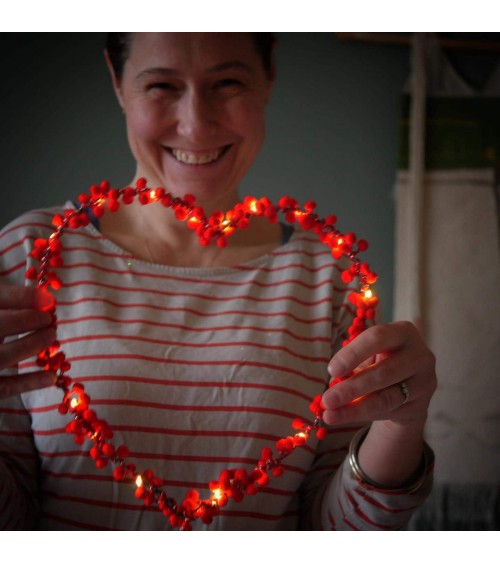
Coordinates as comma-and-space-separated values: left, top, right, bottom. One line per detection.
357, 418, 426, 488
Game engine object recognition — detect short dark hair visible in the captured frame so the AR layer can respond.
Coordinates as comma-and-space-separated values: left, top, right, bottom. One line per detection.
106, 32, 275, 81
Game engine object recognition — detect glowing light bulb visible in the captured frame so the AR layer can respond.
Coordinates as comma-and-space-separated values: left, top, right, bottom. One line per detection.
297, 432, 307, 440
247, 199, 258, 214
212, 488, 223, 502
364, 289, 373, 299
69, 397, 79, 409
135, 474, 143, 488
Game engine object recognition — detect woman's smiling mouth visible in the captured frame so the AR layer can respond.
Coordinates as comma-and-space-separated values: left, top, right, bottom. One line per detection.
168, 146, 230, 165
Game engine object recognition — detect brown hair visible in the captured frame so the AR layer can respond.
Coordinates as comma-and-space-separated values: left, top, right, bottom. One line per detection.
106, 32, 275, 81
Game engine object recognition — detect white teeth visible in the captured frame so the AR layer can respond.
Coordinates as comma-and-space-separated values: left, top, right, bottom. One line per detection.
171, 148, 224, 165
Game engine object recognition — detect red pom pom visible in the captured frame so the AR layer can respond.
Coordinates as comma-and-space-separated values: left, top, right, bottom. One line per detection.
102, 443, 115, 456
116, 445, 130, 459
341, 270, 354, 284
246, 484, 259, 495
52, 214, 65, 228
216, 235, 228, 248
260, 447, 273, 461
25, 267, 38, 280
95, 458, 108, 469
92, 205, 104, 218
107, 199, 120, 212
113, 466, 126, 481
316, 427, 328, 440
183, 194, 196, 206
272, 465, 285, 477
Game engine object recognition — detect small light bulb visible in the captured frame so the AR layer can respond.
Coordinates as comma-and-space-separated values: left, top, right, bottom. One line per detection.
212, 488, 223, 502
248, 200, 258, 213
135, 474, 143, 488
364, 289, 373, 299
69, 397, 79, 409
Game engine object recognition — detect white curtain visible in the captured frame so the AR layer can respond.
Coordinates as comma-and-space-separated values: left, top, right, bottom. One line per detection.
394, 33, 500, 529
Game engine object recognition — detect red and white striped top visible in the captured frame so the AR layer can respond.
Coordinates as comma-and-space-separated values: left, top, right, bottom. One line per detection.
0, 203, 432, 530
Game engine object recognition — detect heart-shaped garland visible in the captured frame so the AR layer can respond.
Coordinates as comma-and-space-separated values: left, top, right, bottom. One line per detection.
25, 178, 378, 530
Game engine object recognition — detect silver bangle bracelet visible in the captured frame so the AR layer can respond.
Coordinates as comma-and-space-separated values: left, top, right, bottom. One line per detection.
348, 426, 433, 494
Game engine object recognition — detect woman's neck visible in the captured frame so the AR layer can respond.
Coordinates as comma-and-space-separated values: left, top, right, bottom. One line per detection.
98, 194, 283, 268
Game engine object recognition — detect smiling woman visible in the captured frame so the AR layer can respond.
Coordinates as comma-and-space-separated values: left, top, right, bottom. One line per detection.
0, 32, 436, 531
99, 33, 281, 268
107, 33, 275, 211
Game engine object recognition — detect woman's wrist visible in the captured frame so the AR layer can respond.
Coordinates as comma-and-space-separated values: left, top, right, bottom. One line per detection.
352, 418, 429, 488
348, 426, 433, 493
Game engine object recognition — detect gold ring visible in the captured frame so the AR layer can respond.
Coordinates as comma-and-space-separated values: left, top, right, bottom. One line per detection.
400, 381, 410, 405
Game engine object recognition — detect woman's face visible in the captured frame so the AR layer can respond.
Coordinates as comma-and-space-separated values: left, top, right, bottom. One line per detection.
112, 33, 274, 208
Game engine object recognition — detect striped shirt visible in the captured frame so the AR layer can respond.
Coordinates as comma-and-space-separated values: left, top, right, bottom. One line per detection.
0, 202, 432, 530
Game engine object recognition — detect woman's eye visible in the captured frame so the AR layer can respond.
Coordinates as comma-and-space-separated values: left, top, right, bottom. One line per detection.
148, 82, 177, 92
215, 79, 244, 92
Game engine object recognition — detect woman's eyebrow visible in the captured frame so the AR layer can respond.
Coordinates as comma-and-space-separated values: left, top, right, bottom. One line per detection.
207, 61, 254, 74
135, 61, 254, 82
135, 67, 178, 82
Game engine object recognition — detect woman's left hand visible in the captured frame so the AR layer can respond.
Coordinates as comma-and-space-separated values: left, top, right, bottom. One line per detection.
322, 321, 436, 427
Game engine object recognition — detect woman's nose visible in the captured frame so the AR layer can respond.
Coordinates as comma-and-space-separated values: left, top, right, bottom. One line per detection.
176, 90, 217, 142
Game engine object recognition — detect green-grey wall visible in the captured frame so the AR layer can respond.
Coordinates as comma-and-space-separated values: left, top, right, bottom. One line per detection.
0, 32, 411, 320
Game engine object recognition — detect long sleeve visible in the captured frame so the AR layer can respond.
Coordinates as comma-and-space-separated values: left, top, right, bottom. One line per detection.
318, 444, 434, 530
0, 390, 40, 529
0, 209, 54, 529
299, 272, 434, 530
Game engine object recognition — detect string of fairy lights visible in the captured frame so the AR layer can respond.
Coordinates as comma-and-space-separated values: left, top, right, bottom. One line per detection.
26, 178, 378, 530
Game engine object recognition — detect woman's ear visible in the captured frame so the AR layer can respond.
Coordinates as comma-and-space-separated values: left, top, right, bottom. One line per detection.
104, 49, 125, 112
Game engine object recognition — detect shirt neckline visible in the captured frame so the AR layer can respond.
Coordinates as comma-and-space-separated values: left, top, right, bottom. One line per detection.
67, 201, 298, 276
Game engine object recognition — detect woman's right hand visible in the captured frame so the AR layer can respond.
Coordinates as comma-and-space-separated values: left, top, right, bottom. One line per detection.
0, 285, 57, 399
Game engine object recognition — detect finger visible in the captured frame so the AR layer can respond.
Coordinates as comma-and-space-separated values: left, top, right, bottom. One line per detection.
0, 326, 57, 370
324, 351, 417, 409
0, 371, 55, 400
322, 382, 413, 426
328, 322, 414, 379
0, 285, 54, 311
0, 309, 53, 340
